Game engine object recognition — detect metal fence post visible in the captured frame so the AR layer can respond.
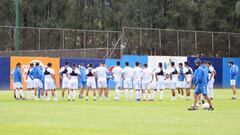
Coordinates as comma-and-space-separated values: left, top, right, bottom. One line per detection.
62, 29, 65, 49
195, 32, 197, 54
38, 28, 41, 49
228, 33, 231, 57
106, 32, 109, 58
84, 31, 86, 57
159, 30, 162, 55
212, 33, 214, 56
177, 31, 180, 56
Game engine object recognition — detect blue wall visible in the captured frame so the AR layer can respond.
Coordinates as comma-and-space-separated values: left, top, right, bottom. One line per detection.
222, 58, 240, 88
0, 57, 10, 90
121, 55, 148, 67
60, 58, 105, 68
187, 57, 223, 87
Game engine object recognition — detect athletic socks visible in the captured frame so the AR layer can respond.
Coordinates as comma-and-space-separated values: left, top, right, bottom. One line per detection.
136, 90, 141, 100
152, 90, 157, 100
72, 90, 76, 100
130, 90, 133, 100
172, 96, 176, 101
125, 89, 129, 100
15, 89, 19, 99
68, 91, 72, 100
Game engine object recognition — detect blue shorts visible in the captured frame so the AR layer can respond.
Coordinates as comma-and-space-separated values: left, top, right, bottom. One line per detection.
194, 84, 207, 96
78, 81, 86, 88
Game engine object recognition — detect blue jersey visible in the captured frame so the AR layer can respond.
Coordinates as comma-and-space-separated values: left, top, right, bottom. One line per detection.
192, 65, 208, 86
12, 67, 22, 83
204, 66, 209, 83
230, 64, 239, 80
29, 66, 42, 80
178, 67, 184, 81
79, 67, 86, 83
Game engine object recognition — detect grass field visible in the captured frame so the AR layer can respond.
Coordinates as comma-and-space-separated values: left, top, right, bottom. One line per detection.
0, 89, 239, 135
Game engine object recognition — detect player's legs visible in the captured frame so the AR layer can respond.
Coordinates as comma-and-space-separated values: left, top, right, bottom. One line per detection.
114, 80, 121, 101
171, 82, 176, 100
230, 80, 237, 99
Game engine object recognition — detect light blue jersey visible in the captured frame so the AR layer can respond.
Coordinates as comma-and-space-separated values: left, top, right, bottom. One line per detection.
12, 67, 22, 83
192, 64, 208, 96
230, 64, 239, 80
29, 66, 42, 80
178, 67, 184, 81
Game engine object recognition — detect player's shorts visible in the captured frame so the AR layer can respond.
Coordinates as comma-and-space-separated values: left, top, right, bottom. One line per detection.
194, 84, 207, 96
184, 81, 191, 89
68, 80, 78, 90
124, 80, 132, 89
208, 79, 215, 89
44, 80, 55, 90
33, 79, 43, 89
62, 79, 70, 89
230, 79, 236, 86
97, 80, 107, 88
156, 80, 165, 90
78, 81, 86, 88
170, 81, 177, 90
86, 78, 96, 89
134, 80, 141, 90
27, 79, 34, 89
142, 81, 151, 90
114, 79, 122, 88
13, 82, 23, 89
177, 81, 184, 88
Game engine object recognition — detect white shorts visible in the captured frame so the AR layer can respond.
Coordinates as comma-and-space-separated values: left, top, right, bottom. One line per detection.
208, 79, 215, 88
13, 82, 23, 89
177, 81, 185, 88
156, 80, 165, 90
62, 79, 70, 89
170, 81, 177, 90
230, 80, 236, 86
68, 80, 78, 90
134, 80, 141, 90
33, 79, 43, 89
45, 80, 55, 90
97, 80, 107, 88
124, 80, 132, 89
184, 80, 191, 89
27, 80, 34, 89
87, 78, 96, 89
115, 79, 122, 88
142, 81, 151, 90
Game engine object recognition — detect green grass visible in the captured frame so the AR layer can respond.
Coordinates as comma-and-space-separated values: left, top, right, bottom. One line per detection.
0, 89, 239, 135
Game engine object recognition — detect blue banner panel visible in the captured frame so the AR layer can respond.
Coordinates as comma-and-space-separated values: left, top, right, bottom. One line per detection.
121, 55, 148, 68
222, 58, 240, 88
187, 57, 223, 87
0, 57, 10, 90
60, 58, 105, 68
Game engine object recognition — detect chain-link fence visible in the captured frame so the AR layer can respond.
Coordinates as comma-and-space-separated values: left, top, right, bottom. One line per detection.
122, 27, 240, 57
0, 26, 121, 59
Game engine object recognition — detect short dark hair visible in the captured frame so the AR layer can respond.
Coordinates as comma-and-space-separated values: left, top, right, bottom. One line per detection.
159, 62, 162, 68
65, 62, 69, 65
184, 62, 188, 66
30, 63, 34, 67
135, 62, 140, 66
208, 61, 212, 65
47, 62, 52, 67
89, 63, 93, 67
144, 64, 147, 67
228, 60, 234, 65
171, 62, 175, 66
72, 64, 76, 67
125, 62, 129, 66
16, 63, 21, 67
35, 62, 40, 66
179, 63, 183, 66
116, 61, 120, 66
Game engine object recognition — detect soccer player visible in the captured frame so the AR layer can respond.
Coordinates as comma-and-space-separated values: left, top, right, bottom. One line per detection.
188, 58, 214, 111
176, 63, 184, 99
183, 62, 193, 100
142, 64, 153, 101
26, 63, 34, 100
122, 62, 134, 100
207, 61, 216, 100
85, 64, 97, 101
133, 62, 143, 101
29, 62, 44, 100
44, 62, 57, 101
169, 62, 178, 101
95, 62, 109, 99
11, 63, 24, 100
112, 61, 123, 101
153, 62, 167, 101
67, 64, 80, 101
78, 63, 86, 99
228, 60, 239, 100
59, 62, 72, 99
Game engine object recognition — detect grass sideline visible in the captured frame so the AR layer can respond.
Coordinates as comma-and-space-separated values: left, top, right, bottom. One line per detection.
0, 89, 239, 135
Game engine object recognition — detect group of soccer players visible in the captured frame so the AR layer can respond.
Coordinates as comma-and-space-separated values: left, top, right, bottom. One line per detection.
11, 58, 239, 111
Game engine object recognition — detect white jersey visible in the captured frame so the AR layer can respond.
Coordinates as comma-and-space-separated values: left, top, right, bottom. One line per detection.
170, 67, 178, 82
112, 66, 123, 81
208, 66, 215, 80
27, 68, 33, 81
183, 66, 193, 81
123, 66, 134, 81
59, 66, 72, 81
133, 67, 143, 81
44, 68, 55, 82
69, 68, 80, 81
142, 68, 153, 82
155, 67, 166, 81
95, 66, 108, 81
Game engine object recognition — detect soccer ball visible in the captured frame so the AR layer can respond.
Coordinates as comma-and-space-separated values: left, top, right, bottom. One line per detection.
202, 103, 210, 109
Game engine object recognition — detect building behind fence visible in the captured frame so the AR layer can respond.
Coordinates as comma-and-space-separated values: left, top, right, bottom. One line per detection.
0, 26, 240, 58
